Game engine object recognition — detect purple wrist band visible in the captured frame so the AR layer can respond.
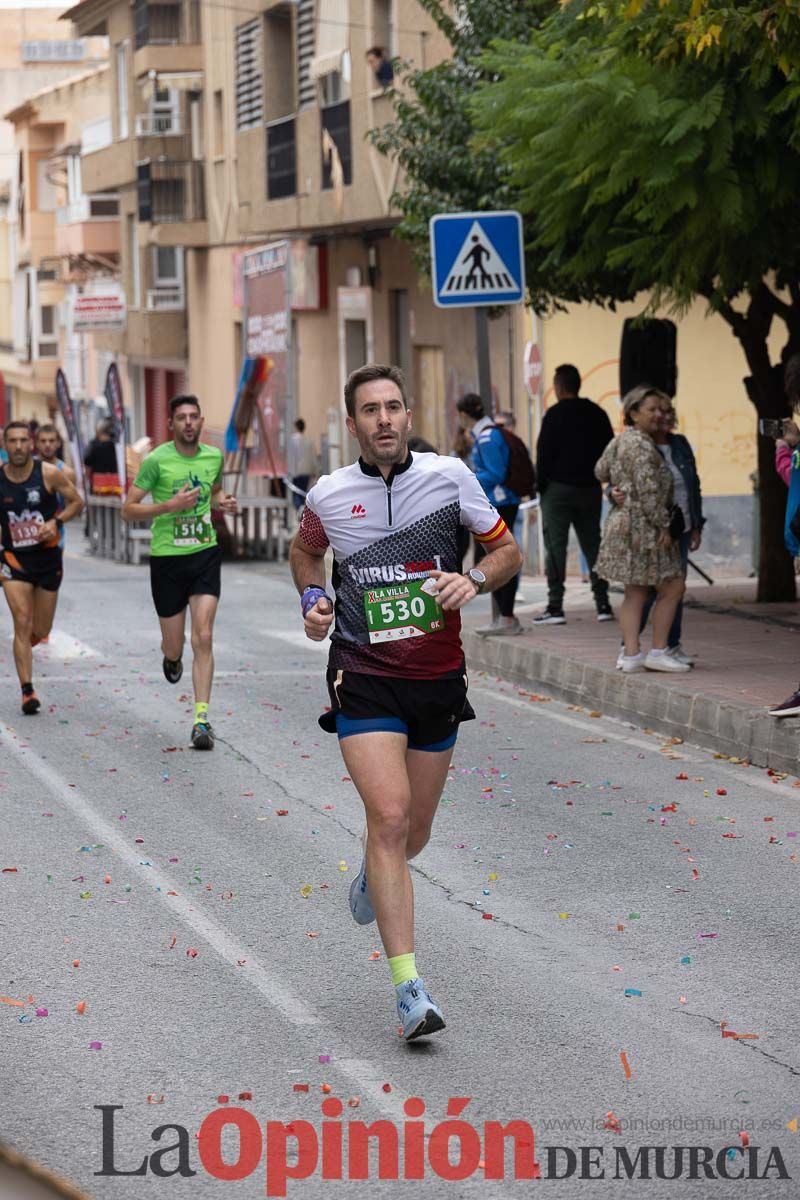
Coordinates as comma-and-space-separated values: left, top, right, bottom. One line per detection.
301, 587, 331, 617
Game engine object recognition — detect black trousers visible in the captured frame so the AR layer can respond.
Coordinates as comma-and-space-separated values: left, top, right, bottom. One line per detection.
474, 503, 518, 618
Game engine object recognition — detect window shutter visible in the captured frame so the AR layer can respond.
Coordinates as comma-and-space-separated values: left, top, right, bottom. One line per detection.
235, 19, 263, 131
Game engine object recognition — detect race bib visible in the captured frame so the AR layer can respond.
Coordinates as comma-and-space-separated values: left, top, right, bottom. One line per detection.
172, 513, 212, 547
9, 510, 44, 549
364, 579, 444, 644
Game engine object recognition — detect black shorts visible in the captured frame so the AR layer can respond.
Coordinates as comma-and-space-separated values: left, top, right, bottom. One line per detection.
0, 547, 63, 592
149, 544, 222, 618
320, 669, 475, 751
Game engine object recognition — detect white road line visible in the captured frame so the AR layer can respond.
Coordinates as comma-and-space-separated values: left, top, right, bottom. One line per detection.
11, 629, 103, 660
0, 721, 420, 1126
259, 628, 329, 654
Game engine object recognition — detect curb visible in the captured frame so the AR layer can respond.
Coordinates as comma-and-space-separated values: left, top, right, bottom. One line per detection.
463, 630, 800, 775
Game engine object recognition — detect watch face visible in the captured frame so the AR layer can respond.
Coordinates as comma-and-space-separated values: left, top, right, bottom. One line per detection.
471, 569, 486, 583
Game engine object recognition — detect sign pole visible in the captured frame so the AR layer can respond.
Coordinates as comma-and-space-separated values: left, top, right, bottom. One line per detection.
475, 308, 492, 409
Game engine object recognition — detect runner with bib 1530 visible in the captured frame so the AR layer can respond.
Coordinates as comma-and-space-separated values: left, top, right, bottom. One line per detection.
121, 394, 238, 750
290, 364, 521, 1042
0, 421, 84, 714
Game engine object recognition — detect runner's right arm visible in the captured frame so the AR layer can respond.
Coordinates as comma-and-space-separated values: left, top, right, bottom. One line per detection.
289, 503, 333, 642
121, 481, 199, 522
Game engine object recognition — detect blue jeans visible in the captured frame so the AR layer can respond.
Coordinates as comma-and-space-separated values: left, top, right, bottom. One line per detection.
640, 531, 691, 648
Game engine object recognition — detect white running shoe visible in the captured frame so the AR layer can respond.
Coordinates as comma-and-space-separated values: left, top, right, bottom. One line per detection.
644, 651, 691, 672
615, 648, 625, 670
621, 653, 645, 673
667, 644, 694, 667
475, 616, 522, 637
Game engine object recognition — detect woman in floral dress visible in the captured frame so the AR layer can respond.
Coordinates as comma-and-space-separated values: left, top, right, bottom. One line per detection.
595, 386, 689, 673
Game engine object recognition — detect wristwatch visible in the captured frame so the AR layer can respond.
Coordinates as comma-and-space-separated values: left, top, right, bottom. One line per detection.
466, 567, 487, 595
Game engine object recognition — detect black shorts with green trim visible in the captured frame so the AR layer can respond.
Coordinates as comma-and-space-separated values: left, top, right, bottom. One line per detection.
320, 668, 475, 751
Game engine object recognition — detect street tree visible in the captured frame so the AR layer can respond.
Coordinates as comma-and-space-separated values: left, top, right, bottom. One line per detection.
467, 0, 800, 601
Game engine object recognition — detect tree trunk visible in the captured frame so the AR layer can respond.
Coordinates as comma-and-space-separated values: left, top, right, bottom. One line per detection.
744, 363, 797, 603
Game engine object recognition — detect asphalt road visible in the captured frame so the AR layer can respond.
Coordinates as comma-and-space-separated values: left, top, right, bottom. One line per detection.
1, 543, 798, 1200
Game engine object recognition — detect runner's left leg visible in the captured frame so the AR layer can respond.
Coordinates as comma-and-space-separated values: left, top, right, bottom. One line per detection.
159, 608, 187, 664
31, 587, 58, 642
405, 746, 453, 860
188, 592, 218, 707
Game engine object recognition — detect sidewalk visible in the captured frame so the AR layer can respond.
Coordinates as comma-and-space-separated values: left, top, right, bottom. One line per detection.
462, 575, 800, 773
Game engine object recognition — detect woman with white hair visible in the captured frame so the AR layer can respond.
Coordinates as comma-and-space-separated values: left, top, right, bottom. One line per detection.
594, 386, 689, 673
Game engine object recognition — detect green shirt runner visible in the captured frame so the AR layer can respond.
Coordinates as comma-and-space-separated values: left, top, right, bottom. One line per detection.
133, 442, 224, 557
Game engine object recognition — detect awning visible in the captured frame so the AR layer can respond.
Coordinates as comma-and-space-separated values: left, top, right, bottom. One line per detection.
140, 71, 203, 100
309, 0, 348, 79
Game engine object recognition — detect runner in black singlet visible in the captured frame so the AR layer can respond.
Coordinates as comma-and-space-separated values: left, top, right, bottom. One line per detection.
0, 421, 84, 713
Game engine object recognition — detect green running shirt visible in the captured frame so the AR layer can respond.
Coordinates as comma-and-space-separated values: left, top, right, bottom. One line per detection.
133, 441, 223, 557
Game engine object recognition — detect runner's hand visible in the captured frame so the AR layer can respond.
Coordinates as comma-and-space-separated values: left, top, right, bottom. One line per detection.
216, 493, 239, 515
424, 569, 477, 612
36, 519, 58, 543
169, 483, 201, 512
305, 597, 334, 641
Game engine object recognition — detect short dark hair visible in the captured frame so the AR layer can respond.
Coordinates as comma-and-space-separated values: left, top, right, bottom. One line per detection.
169, 394, 201, 417
456, 392, 485, 421
37, 423, 58, 437
554, 364, 581, 395
344, 364, 407, 418
294, 418, 306, 433
4, 420, 29, 439
366, 46, 384, 58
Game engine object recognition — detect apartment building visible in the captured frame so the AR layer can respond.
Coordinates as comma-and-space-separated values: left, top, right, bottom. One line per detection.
1, 64, 117, 425
0, 8, 108, 422
64, 0, 526, 468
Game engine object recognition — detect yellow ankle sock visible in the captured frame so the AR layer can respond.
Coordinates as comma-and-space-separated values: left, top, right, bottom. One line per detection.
389, 952, 417, 988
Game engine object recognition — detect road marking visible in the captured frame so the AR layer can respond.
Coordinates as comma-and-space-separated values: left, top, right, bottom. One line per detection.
260, 628, 329, 654
17, 629, 103, 660
0, 720, 422, 1127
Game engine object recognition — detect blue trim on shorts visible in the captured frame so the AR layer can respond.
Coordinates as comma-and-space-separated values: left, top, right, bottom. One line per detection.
407, 730, 458, 753
335, 713, 408, 740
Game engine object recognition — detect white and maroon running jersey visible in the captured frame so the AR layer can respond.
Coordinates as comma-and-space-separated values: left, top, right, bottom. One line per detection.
299, 452, 507, 679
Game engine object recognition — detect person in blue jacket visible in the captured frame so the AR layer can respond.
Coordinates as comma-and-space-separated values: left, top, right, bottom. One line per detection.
456, 393, 521, 636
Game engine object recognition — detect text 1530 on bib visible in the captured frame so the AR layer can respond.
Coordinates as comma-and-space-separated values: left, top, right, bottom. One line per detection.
173, 513, 212, 547
363, 580, 444, 643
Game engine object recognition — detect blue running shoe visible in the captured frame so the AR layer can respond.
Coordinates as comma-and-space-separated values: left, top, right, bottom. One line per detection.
396, 979, 446, 1041
349, 857, 375, 925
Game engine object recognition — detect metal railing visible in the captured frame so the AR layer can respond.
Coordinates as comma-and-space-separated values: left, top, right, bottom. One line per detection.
134, 0, 201, 48
139, 160, 205, 223
146, 285, 184, 311
135, 113, 182, 137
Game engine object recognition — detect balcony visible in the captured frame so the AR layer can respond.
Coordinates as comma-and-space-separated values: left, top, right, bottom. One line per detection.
55, 194, 120, 259
146, 285, 184, 311
133, 0, 203, 76
135, 113, 183, 137
137, 160, 207, 245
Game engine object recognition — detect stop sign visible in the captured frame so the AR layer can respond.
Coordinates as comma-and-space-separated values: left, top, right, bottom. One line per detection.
523, 341, 542, 399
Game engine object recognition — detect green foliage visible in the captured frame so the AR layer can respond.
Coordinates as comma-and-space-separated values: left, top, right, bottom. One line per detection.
469, 1, 800, 318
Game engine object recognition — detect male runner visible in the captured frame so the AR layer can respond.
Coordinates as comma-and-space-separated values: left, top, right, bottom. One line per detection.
290, 364, 521, 1040
0, 421, 84, 713
36, 423, 76, 551
121, 395, 238, 750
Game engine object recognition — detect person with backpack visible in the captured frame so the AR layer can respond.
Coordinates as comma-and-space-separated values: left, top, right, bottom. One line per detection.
534, 364, 614, 625
456, 393, 535, 636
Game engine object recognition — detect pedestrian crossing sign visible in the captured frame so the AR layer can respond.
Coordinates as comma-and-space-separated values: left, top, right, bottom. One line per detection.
429, 211, 525, 308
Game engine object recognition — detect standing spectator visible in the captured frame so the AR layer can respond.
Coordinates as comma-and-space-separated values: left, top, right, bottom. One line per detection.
366, 46, 394, 89
287, 418, 316, 513
0, 429, 7, 465
83, 418, 120, 495
535, 364, 614, 624
638, 397, 704, 666
495, 410, 530, 600
767, 353, 800, 715
594, 386, 689, 673
456, 393, 521, 636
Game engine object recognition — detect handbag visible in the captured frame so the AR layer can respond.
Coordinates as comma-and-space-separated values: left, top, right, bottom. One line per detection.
668, 504, 685, 540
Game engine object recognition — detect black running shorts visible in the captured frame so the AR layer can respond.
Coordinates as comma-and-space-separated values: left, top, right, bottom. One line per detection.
0, 547, 63, 592
149, 545, 222, 618
320, 668, 475, 749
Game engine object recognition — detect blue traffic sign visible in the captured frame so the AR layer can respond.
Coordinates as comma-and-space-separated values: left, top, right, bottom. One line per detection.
429, 211, 525, 308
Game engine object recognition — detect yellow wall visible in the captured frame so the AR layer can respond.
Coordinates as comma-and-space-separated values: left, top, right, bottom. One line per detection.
537, 296, 779, 497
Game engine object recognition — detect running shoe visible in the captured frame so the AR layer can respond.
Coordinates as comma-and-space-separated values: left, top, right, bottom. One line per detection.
596, 604, 614, 622
21, 690, 41, 715
533, 607, 566, 625
644, 651, 690, 673
191, 720, 214, 750
396, 979, 446, 1041
621, 653, 645, 673
349, 857, 376, 925
769, 688, 800, 718
475, 616, 522, 637
667, 644, 694, 667
162, 655, 183, 684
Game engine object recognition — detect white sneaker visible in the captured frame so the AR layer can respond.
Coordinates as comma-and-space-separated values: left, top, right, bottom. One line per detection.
615, 648, 625, 670
667, 644, 694, 667
644, 650, 690, 672
621, 653, 644, 673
